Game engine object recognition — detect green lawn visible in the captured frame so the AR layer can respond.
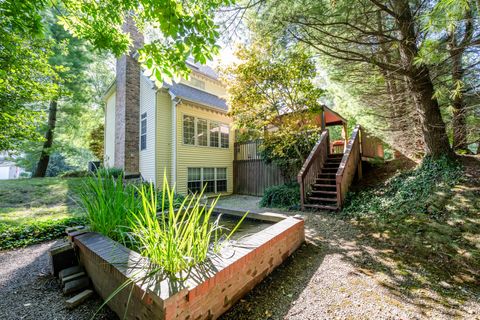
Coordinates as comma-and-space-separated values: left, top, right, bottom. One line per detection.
0, 177, 86, 250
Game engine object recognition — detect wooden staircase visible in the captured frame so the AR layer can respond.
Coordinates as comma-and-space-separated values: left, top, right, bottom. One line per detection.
304, 153, 343, 211
298, 125, 365, 211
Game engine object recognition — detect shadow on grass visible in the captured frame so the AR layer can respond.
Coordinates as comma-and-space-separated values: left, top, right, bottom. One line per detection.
219, 156, 479, 318
335, 155, 480, 316
0, 177, 86, 249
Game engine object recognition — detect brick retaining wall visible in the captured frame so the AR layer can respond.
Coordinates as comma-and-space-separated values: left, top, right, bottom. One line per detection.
72, 215, 304, 320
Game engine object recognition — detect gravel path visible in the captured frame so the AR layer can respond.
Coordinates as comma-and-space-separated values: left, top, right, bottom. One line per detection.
217, 195, 480, 320
0, 240, 117, 320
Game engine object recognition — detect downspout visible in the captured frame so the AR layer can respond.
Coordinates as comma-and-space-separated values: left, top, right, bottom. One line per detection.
169, 91, 181, 187
153, 88, 157, 186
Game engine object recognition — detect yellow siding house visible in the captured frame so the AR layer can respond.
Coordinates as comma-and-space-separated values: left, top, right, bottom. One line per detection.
104, 62, 234, 196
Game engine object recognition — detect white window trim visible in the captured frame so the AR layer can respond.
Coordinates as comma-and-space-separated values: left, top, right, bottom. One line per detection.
140, 112, 147, 151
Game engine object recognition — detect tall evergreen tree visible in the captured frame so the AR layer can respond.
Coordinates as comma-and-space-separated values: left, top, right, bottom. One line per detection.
241, 0, 480, 158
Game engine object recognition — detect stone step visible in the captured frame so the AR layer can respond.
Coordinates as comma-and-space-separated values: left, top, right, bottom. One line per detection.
65, 289, 94, 309
63, 276, 90, 295
62, 272, 86, 286
49, 242, 77, 277
59, 265, 84, 281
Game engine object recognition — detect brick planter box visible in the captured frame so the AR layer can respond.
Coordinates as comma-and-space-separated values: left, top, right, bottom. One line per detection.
71, 212, 304, 320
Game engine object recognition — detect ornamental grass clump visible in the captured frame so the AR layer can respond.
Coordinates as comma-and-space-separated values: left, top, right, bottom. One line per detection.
128, 177, 247, 275
78, 172, 142, 245
80, 172, 248, 276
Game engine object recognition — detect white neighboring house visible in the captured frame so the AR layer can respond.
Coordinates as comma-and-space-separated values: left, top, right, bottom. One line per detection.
0, 153, 24, 179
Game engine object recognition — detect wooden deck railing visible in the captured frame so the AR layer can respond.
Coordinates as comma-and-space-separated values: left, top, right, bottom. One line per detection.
336, 125, 362, 209
297, 130, 329, 210
330, 140, 345, 154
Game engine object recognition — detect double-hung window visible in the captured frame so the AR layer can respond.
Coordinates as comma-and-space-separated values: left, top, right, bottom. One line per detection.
209, 122, 219, 147
197, 118, 208, 146
220, 124, 229, 148
187, 168, 228, 194
140, 113, 147, 150
216, 168, 227, 192
183, 115, 195, 145
187, 168, 202, 194
203, 168, 215, 193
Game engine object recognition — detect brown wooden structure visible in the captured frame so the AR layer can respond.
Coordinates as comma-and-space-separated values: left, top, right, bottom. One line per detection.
233, 105, 384, 205
233, 140, 288, 196
297, 125, 383, 210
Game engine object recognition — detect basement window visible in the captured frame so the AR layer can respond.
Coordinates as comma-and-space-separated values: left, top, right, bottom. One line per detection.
203, 168, 215, 193
216, 168, 227, 192
187, 168, 228, 194
140, 112, 147, 150
187, 168, 202, 194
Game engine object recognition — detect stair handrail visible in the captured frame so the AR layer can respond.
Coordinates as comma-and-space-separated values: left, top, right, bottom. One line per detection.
297, 130, 330, 210
336, 125, 362, 208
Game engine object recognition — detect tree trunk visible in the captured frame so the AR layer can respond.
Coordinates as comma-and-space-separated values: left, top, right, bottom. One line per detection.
392, 0, 454, 158
33, 100, 58, 177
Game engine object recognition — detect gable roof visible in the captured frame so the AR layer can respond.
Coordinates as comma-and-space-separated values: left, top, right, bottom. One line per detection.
166, 82, 228, 112
186, 60, 219, 80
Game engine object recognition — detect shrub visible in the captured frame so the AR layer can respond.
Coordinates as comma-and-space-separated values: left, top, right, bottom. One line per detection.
0, 217, 86, 250
260, 182, 300, 209
96, 167, 124, 178
343, 156, 462, 218
157, 190, 185, 210
79, 173, 248, 276
60, 170, 91, 178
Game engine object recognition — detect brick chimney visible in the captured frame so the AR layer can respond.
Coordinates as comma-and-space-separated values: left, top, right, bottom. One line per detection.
114, 15, 144, 173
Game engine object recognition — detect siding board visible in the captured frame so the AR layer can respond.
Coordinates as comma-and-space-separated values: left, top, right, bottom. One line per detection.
104, 92, 116, 167
175, 102, 234, 196
155, 90, 172, 187
139, 74, 156, 183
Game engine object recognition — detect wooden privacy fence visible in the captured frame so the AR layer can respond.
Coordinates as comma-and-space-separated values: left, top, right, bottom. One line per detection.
233, 140, 289, 196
